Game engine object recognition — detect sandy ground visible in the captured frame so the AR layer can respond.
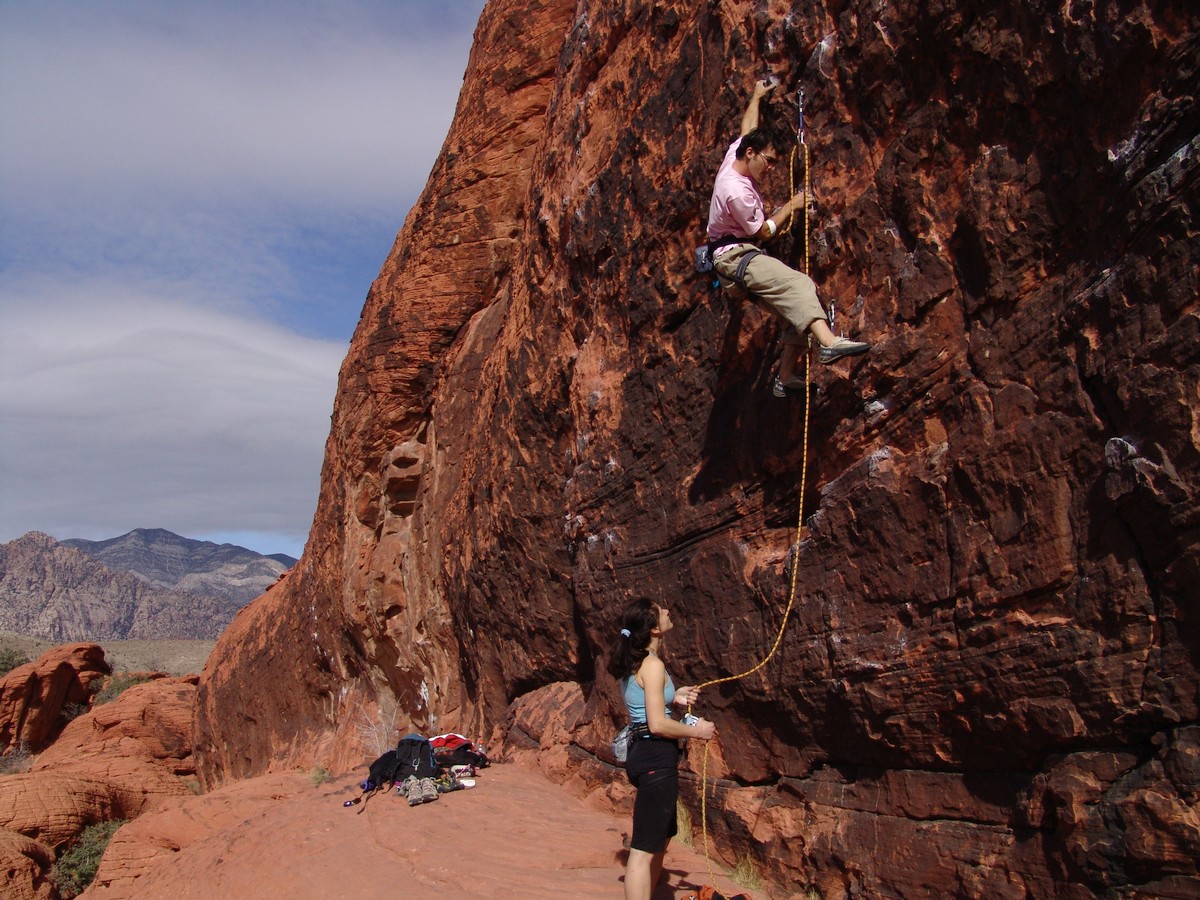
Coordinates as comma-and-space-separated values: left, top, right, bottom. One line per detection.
85, 762, 766, 900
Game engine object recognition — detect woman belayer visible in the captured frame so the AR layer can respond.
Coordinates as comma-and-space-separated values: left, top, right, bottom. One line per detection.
609, 598, 717, 900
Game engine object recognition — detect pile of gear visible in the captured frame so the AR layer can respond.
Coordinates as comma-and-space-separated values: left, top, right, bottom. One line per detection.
344, 732, 489, 811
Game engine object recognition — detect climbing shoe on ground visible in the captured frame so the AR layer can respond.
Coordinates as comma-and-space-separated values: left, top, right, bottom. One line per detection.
419, 777, 440, 803
772, 376, 806, 398
403, 776, 423, 806
818, 337, 870, 364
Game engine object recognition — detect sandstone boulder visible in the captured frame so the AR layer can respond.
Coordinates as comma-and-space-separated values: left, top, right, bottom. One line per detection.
0, 643, 109, 753
36, 676, 197, 774
0, 667, 199, 900
0, 829, 55, 900
83, 773, 303, 898
0, 772, 124, 850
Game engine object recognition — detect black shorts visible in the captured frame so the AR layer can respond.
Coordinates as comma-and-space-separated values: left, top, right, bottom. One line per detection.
626, 737, 680, 853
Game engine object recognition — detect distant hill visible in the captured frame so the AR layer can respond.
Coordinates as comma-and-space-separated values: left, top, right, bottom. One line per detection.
0, 530, 292, 641
62, 528, 296, 608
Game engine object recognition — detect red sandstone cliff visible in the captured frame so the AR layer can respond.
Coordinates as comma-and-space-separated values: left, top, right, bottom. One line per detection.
194, 1, 1198, 895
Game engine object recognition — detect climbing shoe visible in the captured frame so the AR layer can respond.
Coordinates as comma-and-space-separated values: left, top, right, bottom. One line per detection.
403, 776, 423, 806
772, 376, 805, 398
818, 337, 870, 364
419, 777, 440, 803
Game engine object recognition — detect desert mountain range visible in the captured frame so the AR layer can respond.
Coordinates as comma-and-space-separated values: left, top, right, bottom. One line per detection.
0, 530, 293, 642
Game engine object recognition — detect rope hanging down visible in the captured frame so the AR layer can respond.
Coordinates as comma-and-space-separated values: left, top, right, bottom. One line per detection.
689, 88, 815, 886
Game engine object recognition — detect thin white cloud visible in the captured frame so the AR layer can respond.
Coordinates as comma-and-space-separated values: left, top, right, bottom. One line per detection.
0, 1, 486, 556
0, 276, 343, 554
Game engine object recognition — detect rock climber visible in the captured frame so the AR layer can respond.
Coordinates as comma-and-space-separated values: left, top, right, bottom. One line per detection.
707, 79, 870, 396
609, 598, 716, 900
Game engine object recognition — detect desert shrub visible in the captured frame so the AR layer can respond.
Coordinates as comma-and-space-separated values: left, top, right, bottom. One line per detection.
355, 696, 401, 757
51, 819, 125, 898
0, 741, 34, 775
0, 645, 29, 676
92, 673, 153, 706
731, 853, 763, 891
675, 799, 693, 848
60, 701, 89, 724
308, 766, 333, 786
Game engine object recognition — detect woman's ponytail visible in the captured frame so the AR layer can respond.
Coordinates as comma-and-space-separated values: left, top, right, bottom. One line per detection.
606, 598, 658, 680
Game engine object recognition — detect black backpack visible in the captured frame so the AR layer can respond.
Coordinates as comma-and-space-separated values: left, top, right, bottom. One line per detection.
343, 735, 439, 811
393, 734, 439, 780
343, 749, 403, 810
433, 744, 489, 769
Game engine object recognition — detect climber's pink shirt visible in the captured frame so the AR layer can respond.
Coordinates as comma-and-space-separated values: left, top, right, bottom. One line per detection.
706, 137, 765, 257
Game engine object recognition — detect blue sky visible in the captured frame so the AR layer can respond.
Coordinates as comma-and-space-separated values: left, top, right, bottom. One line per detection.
0, 0, 489, 559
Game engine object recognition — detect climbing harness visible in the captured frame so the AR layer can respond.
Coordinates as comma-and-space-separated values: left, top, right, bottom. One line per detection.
699, 237, 763, 291
728, 246, 764, 288
687, 85, 816, 887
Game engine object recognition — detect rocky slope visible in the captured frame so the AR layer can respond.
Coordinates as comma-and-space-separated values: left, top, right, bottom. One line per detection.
62, 529, 294, 607
194, 1, 1198, 896
0, 532, 280, 641
0, 643, 200, 900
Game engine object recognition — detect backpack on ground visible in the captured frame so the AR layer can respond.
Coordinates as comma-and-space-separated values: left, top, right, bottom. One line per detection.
393, 734, 439, 780
430, 732, 490, 770
434, 744, 489, 769
343, 748, 405, 811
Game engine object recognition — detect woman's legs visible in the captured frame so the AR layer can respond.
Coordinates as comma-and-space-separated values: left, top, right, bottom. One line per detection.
624, 847, 668, 900
625, 746, 679, 899
650, 851, 665, 891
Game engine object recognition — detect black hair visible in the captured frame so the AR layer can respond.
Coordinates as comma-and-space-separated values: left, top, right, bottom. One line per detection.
606, 597, 659, 680
735, 128, 774, 159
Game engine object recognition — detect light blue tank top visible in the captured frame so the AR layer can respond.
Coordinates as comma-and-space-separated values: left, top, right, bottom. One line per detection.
622, 669, 675, 724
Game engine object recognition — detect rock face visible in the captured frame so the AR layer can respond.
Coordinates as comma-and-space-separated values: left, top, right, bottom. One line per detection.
195, 1, 1198, 896
0, 533, 238, 641
62, 528, 294, 608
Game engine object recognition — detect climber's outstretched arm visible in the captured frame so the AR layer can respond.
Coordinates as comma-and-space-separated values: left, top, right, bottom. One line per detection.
740, 79, 775, 135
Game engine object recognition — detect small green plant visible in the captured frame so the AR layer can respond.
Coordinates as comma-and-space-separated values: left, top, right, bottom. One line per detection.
731, 853, 763, 891
92, 673, 152, 706
182, 776, 203, 795
308, 766, 333, 786
0, 646, 29, 677
51, 819, 125, 898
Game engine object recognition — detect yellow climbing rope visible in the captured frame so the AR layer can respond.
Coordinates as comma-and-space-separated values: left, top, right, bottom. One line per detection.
689, 116, 814, 886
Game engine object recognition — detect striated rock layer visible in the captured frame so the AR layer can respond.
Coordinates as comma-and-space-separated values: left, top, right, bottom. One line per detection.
0, 533, 238, 641
196, 0, 1198, 896
61, 528, 293, 608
